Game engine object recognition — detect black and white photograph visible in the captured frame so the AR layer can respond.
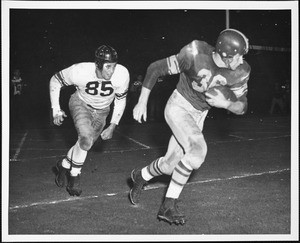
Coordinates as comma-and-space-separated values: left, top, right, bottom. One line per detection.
2, 0, 298, 241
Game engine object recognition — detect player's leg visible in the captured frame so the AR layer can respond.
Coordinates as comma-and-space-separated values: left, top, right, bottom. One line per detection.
91, 106, 110, 143
130, 90, 197, 206
157, 90, 208, 225
63, 93, 94, 196
129, 135, 183, 205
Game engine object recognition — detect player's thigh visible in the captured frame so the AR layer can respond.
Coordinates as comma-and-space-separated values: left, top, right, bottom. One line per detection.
93, 107, 110, 141
69, 93, 93, 137
165, 96, 208, 162
165, 102, 201, 149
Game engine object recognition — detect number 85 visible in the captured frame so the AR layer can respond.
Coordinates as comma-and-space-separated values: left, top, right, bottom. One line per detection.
85, 81, 113, 96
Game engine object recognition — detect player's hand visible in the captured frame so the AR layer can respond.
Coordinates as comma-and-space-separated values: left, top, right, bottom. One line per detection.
205, 89, 230, 109
101, 123, 116, 140
53, 110, 67, 126
133, 102, 147, 123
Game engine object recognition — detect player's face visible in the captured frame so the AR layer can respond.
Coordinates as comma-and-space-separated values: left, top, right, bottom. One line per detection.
228, 54, 244, 70
222, 54, 243, 70
97, 62, 117, 80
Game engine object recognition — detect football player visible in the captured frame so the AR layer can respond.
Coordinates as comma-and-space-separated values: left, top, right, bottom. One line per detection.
130, 29, 250, 225
11, 69, 27, 128
50, 45, 129, 196
11, 69, 24, 96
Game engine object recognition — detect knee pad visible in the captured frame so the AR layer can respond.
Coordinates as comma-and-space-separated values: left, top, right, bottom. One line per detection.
78, 135, 93, 151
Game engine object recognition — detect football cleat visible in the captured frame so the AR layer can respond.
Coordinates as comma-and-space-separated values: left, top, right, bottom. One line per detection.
66, 174, 82, 196
157, 197, 186, 225
129, 169, 147, 205
55, 158, 69, 188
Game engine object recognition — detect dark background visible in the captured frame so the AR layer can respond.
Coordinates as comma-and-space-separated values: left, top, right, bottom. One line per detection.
9, 9, 292, 127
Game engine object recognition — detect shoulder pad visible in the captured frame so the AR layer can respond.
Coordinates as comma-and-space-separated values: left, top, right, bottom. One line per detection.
180, 40, 213, 58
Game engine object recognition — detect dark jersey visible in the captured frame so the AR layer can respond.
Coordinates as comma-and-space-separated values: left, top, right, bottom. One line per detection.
143, 40, 250, 111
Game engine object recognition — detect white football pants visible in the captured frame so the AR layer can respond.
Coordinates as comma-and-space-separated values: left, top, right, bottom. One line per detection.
159, 89, 208, 174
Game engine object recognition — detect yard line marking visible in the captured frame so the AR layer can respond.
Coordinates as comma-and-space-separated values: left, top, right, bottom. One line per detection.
9, 196, 99, 210
210, 134, 290, 144
10, 131, 28, 162
144, 168, 290, 190
8, 147, 154, 162
9, 168, 290, 211
9, 192, 120, 210
229, 134, 245, 139
115, 130, 151, 149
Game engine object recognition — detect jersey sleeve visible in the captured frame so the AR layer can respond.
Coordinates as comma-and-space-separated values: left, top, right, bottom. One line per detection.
53, 64, 78, 87
157, 42, 196, 76
142, 58, 170, 90
229, 64, 251, 115
142, 40, 199, 90
49, 64, 76, 112
230, 64, 251, 100
110, 68, 130, 125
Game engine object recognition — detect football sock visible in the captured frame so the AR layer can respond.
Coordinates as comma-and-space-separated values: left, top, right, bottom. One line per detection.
67, 141, 87, 177
62, 156, 71, 169
141, 157, 163, 181
165, 160, 193, 199
70, 167, 81, 177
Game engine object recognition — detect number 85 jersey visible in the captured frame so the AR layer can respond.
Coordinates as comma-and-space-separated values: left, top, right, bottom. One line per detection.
51, 62, 129, 110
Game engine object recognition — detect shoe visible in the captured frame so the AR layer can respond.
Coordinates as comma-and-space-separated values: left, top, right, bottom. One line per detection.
55, 159, 69, 188
66, 174, 82, 196
129, 169, 147, 205
157, 197, 186, 225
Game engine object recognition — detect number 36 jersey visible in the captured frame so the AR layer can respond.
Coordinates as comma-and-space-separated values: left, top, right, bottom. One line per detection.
168, 40, 251, 111
54, 62, 129, 110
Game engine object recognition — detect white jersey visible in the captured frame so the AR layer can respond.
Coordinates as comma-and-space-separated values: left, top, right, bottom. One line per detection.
54, 62, 129, 109
50, 62, 129, 124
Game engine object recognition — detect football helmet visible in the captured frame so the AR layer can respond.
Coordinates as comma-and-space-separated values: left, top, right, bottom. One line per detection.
95, 45, 118, 69
215, 29, 249, 58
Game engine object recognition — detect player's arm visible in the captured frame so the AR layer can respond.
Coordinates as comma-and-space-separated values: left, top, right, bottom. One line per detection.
134, 53, 184, 123
101, 70, 130, 140
49, 69, 73, 125
133, 59, 169, 123
206, 78, 249, 115
225, 96, 247, 115
134, 42, 194, 123
227, 72, 249, 115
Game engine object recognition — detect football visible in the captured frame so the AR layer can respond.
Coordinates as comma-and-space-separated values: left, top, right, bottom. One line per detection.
205, 86, 237, 101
